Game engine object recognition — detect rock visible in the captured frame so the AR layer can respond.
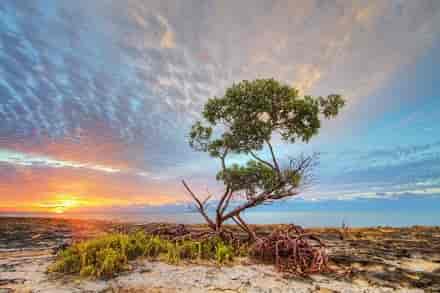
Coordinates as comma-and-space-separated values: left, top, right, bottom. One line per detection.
0, 278, 25, 286
314, 285, 339, 293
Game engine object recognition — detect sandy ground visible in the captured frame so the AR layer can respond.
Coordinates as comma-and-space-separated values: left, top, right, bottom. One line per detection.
0, 250, 427, 292
1, 218, 440, 292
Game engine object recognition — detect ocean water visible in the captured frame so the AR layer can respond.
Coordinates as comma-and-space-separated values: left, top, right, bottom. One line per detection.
2, 196, 440, 227
1, 210, 439, 227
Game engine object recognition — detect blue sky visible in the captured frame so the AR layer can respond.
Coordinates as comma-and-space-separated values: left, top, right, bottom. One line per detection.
308, 40, 440, 200
0, 1, 440, 223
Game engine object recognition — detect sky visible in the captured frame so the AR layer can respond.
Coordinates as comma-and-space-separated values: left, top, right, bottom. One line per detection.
0, 1, 440, 223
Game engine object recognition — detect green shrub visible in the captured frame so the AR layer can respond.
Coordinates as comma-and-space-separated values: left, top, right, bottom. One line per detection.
51, 248, 81, 274
216, 242, 234, 264
96, 247, 126, 278
165, 242, 181, 264
49, 231, 239, 278
176, 240, 200, 260
199, 236, 222, 259
144, 235, 168, 258
79, 265, 95, 277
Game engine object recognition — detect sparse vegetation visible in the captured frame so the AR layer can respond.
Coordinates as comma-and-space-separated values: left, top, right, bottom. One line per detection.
49, 231, 238, 279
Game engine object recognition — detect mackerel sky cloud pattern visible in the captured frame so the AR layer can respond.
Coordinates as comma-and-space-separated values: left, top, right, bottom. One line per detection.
1, 1, 440, 212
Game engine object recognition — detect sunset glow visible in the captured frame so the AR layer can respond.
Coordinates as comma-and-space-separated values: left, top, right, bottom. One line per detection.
0, 1, 440, 224
37, 197, 81, 214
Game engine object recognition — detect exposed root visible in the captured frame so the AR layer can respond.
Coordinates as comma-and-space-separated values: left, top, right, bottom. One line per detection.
251, 224, 329, 276
150, 224, 237, 244
149, 223, 330, 277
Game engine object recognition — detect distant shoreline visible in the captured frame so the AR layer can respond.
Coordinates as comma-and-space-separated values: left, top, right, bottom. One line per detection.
1, 214, 439, 229
0, 213, 440, 230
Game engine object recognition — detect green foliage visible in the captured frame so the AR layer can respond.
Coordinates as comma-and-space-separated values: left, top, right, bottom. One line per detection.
217, 160, 277, 195
177, 240, 202, 260
49, 233, 142, 279
49, 232, 238, 279
215, 242, 234, 264
164, 242, 181, 264
190, 79, 344, 155
96, 247, 126, 278
52, 247, 81, 274
189, 78, 345, 197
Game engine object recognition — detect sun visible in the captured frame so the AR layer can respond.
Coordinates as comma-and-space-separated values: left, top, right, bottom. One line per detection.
37, 196, 82, 214
54, 198, 81, 213
52, 199, 80, 213
53, 206, 65, 214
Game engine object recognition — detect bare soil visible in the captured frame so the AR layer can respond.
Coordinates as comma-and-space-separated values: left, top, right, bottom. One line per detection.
1, 217, 439, 292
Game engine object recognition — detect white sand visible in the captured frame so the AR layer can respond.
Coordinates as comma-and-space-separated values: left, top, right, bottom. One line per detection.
0, 251, 424, 293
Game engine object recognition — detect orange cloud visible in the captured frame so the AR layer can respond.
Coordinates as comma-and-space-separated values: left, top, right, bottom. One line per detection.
0, 162, 180, 213
3, 124, 145, 172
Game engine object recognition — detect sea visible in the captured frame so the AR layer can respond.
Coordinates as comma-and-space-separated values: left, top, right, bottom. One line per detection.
2, 195, 440, 227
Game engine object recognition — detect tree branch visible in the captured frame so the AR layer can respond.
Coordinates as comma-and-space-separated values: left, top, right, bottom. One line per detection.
289, 153, 318, 189
221, 183, 297, 222
249, 151, 275, 169
216, 185, 231, 229
220, 189, 233, 215
265, 140, 281, 175
236, 214, 256, 240
220, 153, 315, 222
202, 190, 213, 206
231, 216, 248, 233
182, 180, 216, 230
221, 192, 272, 221
215, 149, 232, 230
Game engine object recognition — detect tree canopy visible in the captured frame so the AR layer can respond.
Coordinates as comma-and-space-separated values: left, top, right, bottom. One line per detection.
183, 78, 345, 237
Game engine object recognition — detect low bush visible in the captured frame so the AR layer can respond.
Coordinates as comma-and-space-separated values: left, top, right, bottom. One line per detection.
49, 231, 240, 278
215, 242, 234, 264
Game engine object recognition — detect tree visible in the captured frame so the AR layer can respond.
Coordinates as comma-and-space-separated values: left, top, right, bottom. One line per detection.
182, 78, 345, 240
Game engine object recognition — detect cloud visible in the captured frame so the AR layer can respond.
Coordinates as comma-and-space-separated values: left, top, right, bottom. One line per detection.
0, 161, 181, 211
307, 141, 440, 200
157, 15, 176, 49
0, 149, 117, 173
294, 64, 322, 94
1, 1, 440, 210
2, 1, 440, 159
